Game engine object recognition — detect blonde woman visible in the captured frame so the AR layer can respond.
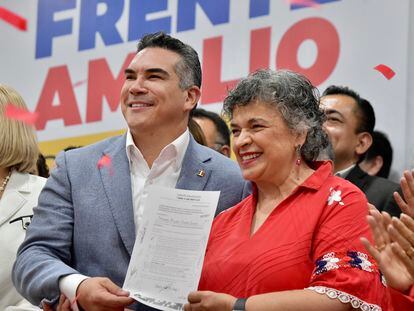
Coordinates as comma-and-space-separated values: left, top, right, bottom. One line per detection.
0, 85, 46, 310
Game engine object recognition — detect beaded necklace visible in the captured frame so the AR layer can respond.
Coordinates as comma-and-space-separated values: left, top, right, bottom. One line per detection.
0, 170, 12, 195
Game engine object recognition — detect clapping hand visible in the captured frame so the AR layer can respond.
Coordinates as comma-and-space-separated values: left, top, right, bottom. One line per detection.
394, 169, 414, 217
361, 169, 414, 292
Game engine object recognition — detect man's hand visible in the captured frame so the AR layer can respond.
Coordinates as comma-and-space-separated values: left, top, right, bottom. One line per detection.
76, 277, 134, 311
43, 294, 71, 311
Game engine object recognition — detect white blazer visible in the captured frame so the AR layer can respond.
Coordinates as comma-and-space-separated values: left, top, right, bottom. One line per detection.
0, 171, 46, 310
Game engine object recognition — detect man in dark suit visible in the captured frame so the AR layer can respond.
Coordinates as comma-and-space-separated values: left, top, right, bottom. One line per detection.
321, 85, 400, 217
13, 32, 250, 311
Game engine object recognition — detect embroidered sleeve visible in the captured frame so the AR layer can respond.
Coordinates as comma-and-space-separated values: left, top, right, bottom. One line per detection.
309, 251, 388, 310
311, 180, 390, 308
306, 286, 382, 311
313, 251, 377, 276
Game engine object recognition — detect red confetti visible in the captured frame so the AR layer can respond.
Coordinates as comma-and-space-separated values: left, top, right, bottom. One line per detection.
0, 6, 27, 31
98, 155, 113, 175
287, 0, 320, 8
73, 80, 87, 88
374, 64, 396, 80
5, 104, 38, 125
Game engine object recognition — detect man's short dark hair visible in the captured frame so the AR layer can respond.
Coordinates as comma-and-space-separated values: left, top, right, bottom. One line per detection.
137, 32, 202, 90
36, 153, 49, 178
193, 109, 230, 147
323, 85, 375, 134
364, 131, 393, 178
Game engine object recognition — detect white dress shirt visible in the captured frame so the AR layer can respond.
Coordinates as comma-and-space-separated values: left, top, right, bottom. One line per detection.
335, 164, 356, 178
59, 129, 190, 310
126, 129, 189, 233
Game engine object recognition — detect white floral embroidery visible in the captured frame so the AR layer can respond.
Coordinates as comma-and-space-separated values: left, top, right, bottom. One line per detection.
306, 286, 382, 310
327, 187, 344, 206
355, 252, 373, 272
321, 252, 340, 271
314, 251, 377, 276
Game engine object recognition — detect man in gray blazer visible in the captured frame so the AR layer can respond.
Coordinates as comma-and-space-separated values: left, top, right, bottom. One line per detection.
13, 32, 250, 311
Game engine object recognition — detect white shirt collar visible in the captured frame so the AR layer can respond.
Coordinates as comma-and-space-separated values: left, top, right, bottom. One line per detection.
125, 128, 190, 171
335, 164, 356, 178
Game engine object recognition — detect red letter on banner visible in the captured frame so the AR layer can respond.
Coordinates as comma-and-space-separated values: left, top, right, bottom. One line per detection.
201, 36, 239, 104
201, 27, 271, 104
276, 17, 339, 86
86, 52, 135, 123
249, 27, 271, 72
35, 65, 81, 130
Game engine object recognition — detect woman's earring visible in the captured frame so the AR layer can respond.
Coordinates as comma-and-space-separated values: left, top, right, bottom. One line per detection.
295, 145, 302, 181
295, 145, 302, 166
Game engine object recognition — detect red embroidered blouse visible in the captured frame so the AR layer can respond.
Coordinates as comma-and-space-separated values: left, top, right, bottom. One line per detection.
199, 161, 391, 310
389, 286, 414, 310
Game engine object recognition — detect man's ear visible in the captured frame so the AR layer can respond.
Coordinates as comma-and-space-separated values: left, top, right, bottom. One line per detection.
355, 132, 373, 156
220, 145, 231, 158
360, 155, 383, 176
184, 86, 201, 112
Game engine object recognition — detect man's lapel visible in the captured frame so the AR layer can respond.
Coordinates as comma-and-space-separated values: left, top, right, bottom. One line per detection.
176, 137, 212, 191
345, 165, 369, 190
100, 135, 135, 256
98, 136, 213, 255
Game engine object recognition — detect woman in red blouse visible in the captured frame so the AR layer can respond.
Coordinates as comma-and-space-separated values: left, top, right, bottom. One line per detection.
362, 169, 414, 310
185, 70, 391, 310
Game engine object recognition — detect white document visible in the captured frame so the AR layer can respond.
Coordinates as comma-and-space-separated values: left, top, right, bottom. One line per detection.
123, 186, 220, 311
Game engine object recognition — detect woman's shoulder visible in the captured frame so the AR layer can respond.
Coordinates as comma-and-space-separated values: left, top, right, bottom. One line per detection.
315, 174, 369, 222
323, 173, 367, 199
11, 171, 46, 183
214, 194, 254, 223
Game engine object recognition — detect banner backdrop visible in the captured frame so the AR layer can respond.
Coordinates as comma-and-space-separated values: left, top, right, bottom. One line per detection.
0, 0, 411, 177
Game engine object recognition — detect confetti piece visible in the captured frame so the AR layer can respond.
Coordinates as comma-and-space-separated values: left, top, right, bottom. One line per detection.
98, 154, 114, 175
287, 0, 320, 8
73, 80, 87, 88
5, 104, 38, 125
98, 155, 112, 168
374, 64, 395, 80
0, 6, 27, 31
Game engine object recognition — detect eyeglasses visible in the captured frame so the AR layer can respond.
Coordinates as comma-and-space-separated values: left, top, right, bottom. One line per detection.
9, 215, 33, 230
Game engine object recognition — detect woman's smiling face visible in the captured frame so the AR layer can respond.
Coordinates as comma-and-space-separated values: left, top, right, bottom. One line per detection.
231, 101, 302, 185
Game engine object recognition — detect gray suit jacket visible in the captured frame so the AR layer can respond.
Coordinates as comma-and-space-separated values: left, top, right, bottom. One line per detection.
12, 135, 250, 309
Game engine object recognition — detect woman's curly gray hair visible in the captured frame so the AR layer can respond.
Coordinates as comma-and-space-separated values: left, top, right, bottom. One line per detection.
223, 69, 329, 162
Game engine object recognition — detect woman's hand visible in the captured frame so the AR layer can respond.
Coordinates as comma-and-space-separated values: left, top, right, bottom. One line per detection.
394, 170, 414, 217
361, 169, 414, 293
184, 291, 237, 311
361, 207, 414, 292
388, 214, 414, 279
